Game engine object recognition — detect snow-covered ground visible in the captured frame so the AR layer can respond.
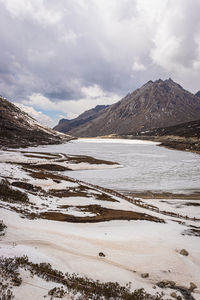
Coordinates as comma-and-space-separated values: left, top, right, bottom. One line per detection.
143, 198, 200, 219
0, 141, 200, 299
1, 208, 200, 299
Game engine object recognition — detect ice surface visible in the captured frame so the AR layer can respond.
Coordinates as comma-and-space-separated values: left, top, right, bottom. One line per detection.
23, 138, 200, 193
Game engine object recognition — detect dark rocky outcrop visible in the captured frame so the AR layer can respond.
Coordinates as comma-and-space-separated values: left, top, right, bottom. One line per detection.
195, 91, 200, 97
0, 96, 72, 148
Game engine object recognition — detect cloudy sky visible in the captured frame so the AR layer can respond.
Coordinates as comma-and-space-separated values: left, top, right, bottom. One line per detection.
0, 0, 200, 127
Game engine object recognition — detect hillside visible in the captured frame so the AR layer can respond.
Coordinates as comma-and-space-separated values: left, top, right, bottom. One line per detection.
196, 91, 200, 97
126, 119, 200, 139
119, 119, 200, 154
0, 96, 72, 148
54, 105, 109, 133
55, 79, 200, 137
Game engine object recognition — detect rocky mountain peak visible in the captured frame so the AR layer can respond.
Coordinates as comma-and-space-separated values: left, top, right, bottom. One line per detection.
54, 79, 200, 137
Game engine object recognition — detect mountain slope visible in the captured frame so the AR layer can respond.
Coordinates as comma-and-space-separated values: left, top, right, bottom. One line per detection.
195, 91, 200, 97
119, 119, 200, 154
131, 119, 200, 139
54, 105, 109, 133
57, 79, 200, 137
0, 96, 72, 148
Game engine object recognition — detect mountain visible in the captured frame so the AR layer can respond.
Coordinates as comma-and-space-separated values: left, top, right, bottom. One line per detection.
195, 91, 200, 97
118, 118, 200, 154
54, 105, 109, 133
131, 119, 200, 139
55, 79, 200, 137
0, 96, 72, 148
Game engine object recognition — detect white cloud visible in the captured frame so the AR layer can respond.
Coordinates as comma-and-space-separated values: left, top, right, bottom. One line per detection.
22, 84, 120, 124
24, 94, 56, 110
14, 103, 56, 127
1, 0, 62, 25
149, 0, 200, 90
132, 59, 146, 71
1, 0, 200, 111
81, 84, 106, 98
60, 30, 79, 43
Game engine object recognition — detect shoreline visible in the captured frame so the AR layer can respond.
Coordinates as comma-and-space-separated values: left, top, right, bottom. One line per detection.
87, 134, 200, 155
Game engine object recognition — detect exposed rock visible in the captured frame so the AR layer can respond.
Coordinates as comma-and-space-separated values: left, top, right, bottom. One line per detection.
179, 249, 189, 256
54, 105, 109, 133
195, 91, 200, 97
0, 220, 7, 236
0, 96, 73, 148
170, 292, 182, 299
157, 280, 176, 288
55, 79, 200, 137
141, 273, 149, 278
171, 292, 177, 298
98, 252, 106, 257
189, 282, 197, 291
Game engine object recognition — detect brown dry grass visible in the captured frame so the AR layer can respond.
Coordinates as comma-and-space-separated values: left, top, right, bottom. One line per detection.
40, 204, 164, 223
23, 154, 55, 160
21, 163, 71, 172
21, 151, 60, 158
49, 187, 118, 202
49, 187, 90, 198
68, 155, 118, 165
126, 191, 200, 200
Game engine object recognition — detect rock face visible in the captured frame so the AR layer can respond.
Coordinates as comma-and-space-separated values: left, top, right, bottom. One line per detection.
55, 79, 200, 137
54, 105, 109, 133
189, 282, 197, 291
195, 91, 200, 97
179, 249, 189, 256
0, 96, 72, 148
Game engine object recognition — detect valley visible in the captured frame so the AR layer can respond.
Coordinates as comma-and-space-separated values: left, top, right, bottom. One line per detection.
1, 1, 200, 299
0, 139, 200, 300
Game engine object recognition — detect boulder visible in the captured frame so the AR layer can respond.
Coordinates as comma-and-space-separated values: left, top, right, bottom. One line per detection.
141, 273, 149, 278
170, 292, 177, 298
157, 280, 176, 288
189, 282, 197, 291
179, 249, 189, 256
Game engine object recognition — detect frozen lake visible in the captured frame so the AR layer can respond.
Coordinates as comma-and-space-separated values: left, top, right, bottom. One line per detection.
26, 138, 200, 193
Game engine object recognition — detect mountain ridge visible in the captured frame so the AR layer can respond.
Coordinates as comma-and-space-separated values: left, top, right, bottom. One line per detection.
54, 104, 109, 133
0, 96, 72, 148
54, 79, 200, 137
195, 91, 200, 97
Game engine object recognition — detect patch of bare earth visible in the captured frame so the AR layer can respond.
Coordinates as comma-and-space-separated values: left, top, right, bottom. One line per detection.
49, 187, 118, 202
40, 204, 164, 223
67, 154, 119, 165
126, 191, 200, 200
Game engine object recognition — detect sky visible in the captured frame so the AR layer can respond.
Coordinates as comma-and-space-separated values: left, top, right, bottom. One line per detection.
0, 0, 200, 127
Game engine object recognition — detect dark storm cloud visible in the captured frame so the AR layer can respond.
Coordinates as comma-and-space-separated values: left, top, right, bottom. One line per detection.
0, 0, 200, 124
